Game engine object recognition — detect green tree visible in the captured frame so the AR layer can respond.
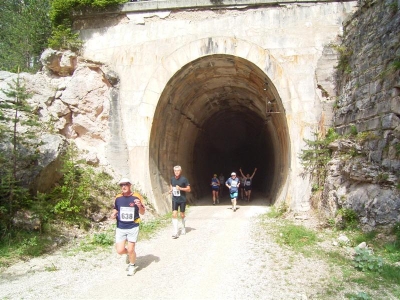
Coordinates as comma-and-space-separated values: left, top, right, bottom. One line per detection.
299, 128, 339, 190
0, 73, 41, 235
0, 0, 52, 73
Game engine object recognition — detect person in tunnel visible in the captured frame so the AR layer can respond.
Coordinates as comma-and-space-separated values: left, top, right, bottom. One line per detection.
169, 165, 191, 239
218, 173, 225, 198
225, 172, 240, 212
210, 174, 220, 205
239, 167, 257, 202
238, 174, 245, 200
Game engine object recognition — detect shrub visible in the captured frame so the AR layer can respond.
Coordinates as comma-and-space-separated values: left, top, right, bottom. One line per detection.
353, 247, 384, 272
92, 232, 114, 246
299, 129, 339, 189
337, 208, 359, 228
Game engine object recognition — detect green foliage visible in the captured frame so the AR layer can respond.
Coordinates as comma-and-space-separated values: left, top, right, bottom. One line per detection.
49, 144, 91, 225
353, 247, 384, 272
49, 0, 127, 26
376, 172, 389, 184
139, 213, 172, 240
266, 202, 288, 218
393, 222, 400, 240
48, 24, 83, 51
355, 131, 378, 143
337, 208, 359, 229
347, 291, 371, 300
330, 43, 353, 74
277, 222, 318, 250
299, 128, 339, 188
258, 212, 400, 296
380, 223, 400, 263
0, 0, 52, 73
0, 74, 42, 235
0, 0, 129, 68
32, 143, 120, 228
350, 125, 358, 136
49, 0, 127, 25
387, 1, 399, 12
92, 232, 114, 246
395, 143, 400, 157
353, 231, 377, 246
48, 0, 128, 51
0, 231, 52, 267
393, 58, 400, 70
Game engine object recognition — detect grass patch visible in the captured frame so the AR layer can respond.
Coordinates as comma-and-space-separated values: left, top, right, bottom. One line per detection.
258, 212, 400, 298
0, 231, 54, 268
0, 210, 174, 268
276, 221, 318, 250
139, 212, 172, 240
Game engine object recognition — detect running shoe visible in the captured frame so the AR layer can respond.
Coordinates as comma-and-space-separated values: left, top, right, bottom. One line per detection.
127, 264, 138, 276
172, 234, 179, 239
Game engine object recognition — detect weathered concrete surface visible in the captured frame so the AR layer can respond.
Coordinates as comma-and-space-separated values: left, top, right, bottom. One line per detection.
77, 1, 357, 214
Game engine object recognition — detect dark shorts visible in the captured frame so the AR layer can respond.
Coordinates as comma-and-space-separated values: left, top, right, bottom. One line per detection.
172, 201, 186, 212
244, 186, 252, 191
212, 186, 219, 191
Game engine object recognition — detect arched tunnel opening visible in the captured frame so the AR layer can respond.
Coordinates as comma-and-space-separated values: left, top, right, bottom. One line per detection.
149, 54, 290, 207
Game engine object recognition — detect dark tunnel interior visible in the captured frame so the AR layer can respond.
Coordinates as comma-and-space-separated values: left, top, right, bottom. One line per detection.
194, 109, 275, 196
149, 54, 289, 206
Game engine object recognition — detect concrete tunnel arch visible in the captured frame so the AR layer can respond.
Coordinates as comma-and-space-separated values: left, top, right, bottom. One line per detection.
149, 53, 291, 207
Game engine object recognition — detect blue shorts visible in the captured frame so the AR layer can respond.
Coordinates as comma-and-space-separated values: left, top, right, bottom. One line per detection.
230, 192, 238, 199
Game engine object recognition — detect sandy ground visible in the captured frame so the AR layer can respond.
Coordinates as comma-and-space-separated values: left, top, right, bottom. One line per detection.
0, 193, 367, 300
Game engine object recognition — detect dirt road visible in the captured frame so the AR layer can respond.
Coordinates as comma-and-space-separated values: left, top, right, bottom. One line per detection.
81, 195, 271, 299
0, 194, 335, 299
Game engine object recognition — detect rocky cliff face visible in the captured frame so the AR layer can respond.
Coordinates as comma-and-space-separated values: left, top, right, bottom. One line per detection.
0, 49, 119, 192
320, 0, 400, 230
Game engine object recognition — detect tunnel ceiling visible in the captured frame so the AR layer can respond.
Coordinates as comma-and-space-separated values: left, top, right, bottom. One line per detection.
150, 54, 290, 203
169, 55, 275, 126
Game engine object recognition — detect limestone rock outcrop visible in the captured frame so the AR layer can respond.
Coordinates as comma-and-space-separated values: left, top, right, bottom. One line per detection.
319, 0, 400, 230
0, 49, 119, 193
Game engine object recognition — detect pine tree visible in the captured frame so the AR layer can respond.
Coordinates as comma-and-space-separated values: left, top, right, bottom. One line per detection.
0, 0, 51, 73
0, 72, 41, 234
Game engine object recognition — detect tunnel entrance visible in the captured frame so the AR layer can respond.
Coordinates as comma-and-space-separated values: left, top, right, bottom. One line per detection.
149, 54, 290, 205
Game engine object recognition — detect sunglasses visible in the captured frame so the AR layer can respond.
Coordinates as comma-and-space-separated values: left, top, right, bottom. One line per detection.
119, 183, 130, 187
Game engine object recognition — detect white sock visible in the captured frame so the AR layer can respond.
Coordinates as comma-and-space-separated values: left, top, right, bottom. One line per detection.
181, 217, 186, 228
172, 218, 178, 234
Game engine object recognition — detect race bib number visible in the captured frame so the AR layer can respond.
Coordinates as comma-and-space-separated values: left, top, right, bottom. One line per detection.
120, 207, 135, 221
246, 180, 251, 186
231, 181, 238, 187
172, 187, 181, 197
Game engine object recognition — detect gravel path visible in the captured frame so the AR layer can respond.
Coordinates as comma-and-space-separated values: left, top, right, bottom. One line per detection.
1, 195, 346, 300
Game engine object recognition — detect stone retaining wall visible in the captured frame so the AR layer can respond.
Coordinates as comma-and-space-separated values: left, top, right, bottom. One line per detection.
322, 0, 400, 229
